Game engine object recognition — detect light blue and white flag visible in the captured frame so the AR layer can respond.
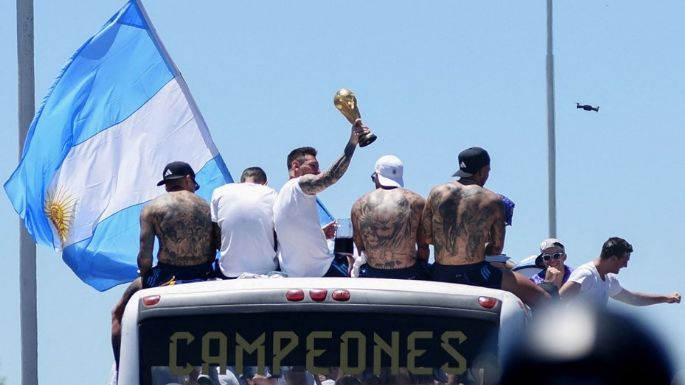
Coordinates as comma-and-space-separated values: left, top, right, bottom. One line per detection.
4, 0, 232, 291
317, 198, 335, 227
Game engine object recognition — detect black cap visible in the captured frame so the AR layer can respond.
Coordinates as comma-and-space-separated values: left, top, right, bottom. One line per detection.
157, 161, 200, 190
452, 147, 490, 177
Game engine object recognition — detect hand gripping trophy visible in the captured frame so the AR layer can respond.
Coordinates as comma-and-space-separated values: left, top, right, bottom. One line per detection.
334, 89, 377, 147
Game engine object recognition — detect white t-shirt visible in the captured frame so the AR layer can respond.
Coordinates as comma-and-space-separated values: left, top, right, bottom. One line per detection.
567, 261, 623, 307
210, 183, 278, 277
273, 178, 332, 277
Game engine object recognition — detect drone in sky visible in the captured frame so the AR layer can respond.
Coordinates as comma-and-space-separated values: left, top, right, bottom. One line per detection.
576, 103, 599, 112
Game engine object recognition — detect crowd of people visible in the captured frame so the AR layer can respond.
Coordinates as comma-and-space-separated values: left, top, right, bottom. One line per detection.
109, 119, 680, 382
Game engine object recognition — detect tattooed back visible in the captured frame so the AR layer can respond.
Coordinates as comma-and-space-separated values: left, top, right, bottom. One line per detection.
143, 191, 215, 266
351, 188, 425, 269
423, 182, 504, 265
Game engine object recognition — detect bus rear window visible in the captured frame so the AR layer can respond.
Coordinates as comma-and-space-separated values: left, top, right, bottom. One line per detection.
139, 311, 499, 385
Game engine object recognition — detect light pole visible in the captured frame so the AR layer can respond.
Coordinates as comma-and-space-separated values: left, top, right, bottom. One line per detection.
17, 0, 38, 384
546, 0, 557, 238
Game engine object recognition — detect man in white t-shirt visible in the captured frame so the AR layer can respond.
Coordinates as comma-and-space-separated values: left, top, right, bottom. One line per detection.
560, 237, 681, 308
211, 167, 278, 278
273, 120, 369, 277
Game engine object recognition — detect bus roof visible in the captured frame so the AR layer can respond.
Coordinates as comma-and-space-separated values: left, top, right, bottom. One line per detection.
129, 277, 529, 321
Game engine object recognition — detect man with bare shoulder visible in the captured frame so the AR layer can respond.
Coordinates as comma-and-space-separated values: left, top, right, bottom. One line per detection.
421, 147, 549, 306
111, 161, 217, 373
138, 161, 217, 286
273, 120, 369, 277
350, 155, 430, 279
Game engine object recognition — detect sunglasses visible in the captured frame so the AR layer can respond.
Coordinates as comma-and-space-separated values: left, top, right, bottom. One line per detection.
542, 252, 564, 261
370, 172, 376, 182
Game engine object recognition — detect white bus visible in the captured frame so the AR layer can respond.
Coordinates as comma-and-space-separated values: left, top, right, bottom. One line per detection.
118, 278, 530, 385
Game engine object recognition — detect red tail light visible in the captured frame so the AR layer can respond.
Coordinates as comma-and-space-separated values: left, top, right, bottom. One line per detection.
286, 289, 305, 301
309, 289, 328, 301
331, 289, 351, 301
142, 295, 160, 307
478, 296, 498, 309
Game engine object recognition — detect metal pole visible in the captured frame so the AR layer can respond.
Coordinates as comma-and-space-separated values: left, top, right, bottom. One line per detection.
546, 0, 557, 238
17, 0, 38, 384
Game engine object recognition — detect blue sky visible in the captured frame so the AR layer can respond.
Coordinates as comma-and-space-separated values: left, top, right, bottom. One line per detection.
1, 1, 684, 384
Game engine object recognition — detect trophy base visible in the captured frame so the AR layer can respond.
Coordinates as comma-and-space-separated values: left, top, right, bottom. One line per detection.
359, 133, 377, 147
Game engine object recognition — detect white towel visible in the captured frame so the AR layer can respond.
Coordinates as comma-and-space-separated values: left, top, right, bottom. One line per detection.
351, 252, 368, 278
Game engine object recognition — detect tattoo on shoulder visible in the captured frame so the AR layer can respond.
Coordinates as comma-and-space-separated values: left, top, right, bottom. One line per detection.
355, 190, 422, 266
154, 194, 215, 265
424, 183, 502, 262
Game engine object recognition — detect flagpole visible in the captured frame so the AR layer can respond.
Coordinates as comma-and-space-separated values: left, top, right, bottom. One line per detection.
17, 0, 38, 384
546, 0, 557, 238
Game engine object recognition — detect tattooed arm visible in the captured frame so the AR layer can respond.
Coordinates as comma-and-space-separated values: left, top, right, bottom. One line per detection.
299, 120, 367, 195
421, 189, 435, 246
484, 196, 505, 256
137, 205, 156, 277
413, 194, 430, 261
351, 197, 366, 254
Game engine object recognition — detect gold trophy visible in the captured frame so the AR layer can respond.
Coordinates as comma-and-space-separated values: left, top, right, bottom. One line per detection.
334, 88, 377, 147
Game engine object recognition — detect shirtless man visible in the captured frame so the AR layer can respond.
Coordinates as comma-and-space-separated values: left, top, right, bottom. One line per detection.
421, 147, 548, 305
351, 155, 429, 279
137, 161, 217, 285
111, 161, 217, 370
273, 120, 369, 277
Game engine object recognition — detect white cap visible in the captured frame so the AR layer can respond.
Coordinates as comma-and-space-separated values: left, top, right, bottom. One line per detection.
539, 238, 565, 252
374, 155, 404, 188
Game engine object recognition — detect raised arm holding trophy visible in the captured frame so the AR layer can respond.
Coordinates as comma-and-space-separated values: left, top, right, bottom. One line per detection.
334, 88, 377, 147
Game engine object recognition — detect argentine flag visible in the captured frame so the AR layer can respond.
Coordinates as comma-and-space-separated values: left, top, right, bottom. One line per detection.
4, 0, 232, 290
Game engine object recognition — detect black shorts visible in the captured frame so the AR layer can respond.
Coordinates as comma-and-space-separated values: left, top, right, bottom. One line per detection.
359, 262, 431, 280
324, 254, 351, 277
431, 261, 503, 289
142, 260, 215, 288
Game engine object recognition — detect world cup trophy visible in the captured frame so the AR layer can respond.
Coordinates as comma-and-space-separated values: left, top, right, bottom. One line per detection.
333, 89, 377, 147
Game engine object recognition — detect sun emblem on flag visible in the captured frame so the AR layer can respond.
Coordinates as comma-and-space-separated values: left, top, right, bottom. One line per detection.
44, 187, 77, 244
